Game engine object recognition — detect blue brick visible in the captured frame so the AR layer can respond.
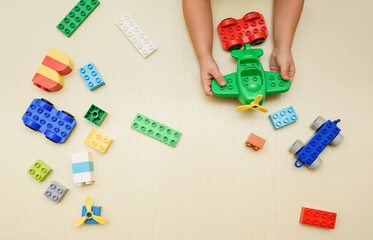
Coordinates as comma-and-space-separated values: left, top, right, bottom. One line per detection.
72, 161, 94, 174
82, 206, 101, 224
22, 98, 76, 143
295, 120, 341, 167
268, 105, 298, 129
79, 62, 105, 91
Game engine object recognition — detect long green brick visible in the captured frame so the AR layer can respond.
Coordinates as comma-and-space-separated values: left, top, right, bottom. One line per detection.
57, 0, 100, 38
131, 113, 182, 147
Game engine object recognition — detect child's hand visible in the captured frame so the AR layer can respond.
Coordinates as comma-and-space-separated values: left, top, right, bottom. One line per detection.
270, 47, 295, 82
199, 57, 226, 96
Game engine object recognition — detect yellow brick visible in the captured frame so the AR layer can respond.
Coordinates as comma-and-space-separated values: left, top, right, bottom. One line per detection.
36, 64, 64, 86
47, 48, 74, 70
85, 129, 113, 154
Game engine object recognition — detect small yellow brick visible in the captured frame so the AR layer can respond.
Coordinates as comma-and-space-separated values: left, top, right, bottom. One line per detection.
85, 129, 113, 153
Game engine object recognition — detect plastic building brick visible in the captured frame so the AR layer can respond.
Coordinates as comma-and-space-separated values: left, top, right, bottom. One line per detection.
268, 105, 298, 130
290, 116, 343, 170
57, 0, 100, 38
27, 160, 53, 182
44, 181, 69, 203
116, 14, 157, 58
71, 152, 95, 185
245, 133, 266, 150
131, 113, 182, 147
74, 197, 106, 226
79, 62, 105, 91
217, 12, 269, 51
300, 207, 337, 229
32, 48, 74, 92
85, 129, 113, 153
84, 104, 107, 126
82, 206, 101, 224
211, 44, 291, 111
22, 98, 76, 143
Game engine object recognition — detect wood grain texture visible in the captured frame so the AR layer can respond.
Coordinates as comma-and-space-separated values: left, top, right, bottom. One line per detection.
0, 0, 372, 239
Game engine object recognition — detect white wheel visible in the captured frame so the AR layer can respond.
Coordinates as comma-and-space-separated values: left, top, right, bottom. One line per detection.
85, 181, 94, 185
330, 133, 344, 146
311, 116, 326, 130
76, 183, 83, 186
290, 140, 304, 154
308, 157, 322, 170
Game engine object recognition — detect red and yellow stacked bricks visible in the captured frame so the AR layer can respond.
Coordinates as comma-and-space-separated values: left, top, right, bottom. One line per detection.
32, 48, 73, 92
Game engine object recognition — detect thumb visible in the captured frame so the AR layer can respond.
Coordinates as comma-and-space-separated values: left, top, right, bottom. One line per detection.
212, 69, 226, 86
280, 63, 290, 81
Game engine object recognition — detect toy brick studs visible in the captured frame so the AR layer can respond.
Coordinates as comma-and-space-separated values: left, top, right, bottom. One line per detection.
85, 129, 113, 153
290, 116, 343, 170
57, 0, 100, 38
79, 62, 105, 91
84, 104, 107, 126
211, 44, 291, 112
269, 105, 298, 129
27, 160, 53, 182
22, 98, 76, 143
71, 152, 95, 185
32, 48, 74, 92
246, 133, 266, 150
217, 12, 269, 51
116, 14, 157, 58
300, 207, 337, 229
44, 181, 69, 203
131, 113, 182, 147
74, 197, 106, 226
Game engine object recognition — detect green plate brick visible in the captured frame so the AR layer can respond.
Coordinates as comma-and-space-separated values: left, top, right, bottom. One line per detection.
131, 113, 182, 147
56, 0, 100, 37
84, 104, 107, 126
27, 160, 53, 182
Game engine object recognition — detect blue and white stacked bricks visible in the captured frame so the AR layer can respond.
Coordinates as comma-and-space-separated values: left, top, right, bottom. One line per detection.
268, 105, 298, 129
71, 152, 95, 185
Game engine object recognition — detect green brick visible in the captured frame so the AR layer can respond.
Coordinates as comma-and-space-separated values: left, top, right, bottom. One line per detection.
131, 113, 182, 147
84, 104, 107, 126
56, 0, 100, 38
27, 160, 53, 182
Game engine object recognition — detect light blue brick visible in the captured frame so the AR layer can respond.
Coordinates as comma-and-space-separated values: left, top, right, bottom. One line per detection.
72, 161, 94, 174
79, 62, 105, 91
268, 105, 298, 129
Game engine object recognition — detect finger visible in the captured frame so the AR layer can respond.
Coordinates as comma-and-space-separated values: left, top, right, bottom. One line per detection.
280, 63, 290, 80
202, 80, 214, 96
211, 69, 226, 86
289, 65, 295, 83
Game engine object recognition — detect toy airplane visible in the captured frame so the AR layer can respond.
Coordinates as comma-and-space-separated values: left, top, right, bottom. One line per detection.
211, 44, 291, 112
74, 197, 106, 227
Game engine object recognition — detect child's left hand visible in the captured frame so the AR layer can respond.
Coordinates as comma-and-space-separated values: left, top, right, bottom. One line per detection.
270, 47, 295, 82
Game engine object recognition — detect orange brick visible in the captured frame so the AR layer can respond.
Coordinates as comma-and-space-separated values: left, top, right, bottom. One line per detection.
246, 133, 266, 150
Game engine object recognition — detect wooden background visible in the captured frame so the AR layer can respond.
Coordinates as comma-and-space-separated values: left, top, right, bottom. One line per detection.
0, 0, 372, 239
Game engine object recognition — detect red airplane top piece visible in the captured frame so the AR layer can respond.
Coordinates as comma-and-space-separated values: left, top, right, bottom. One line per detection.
217, 12, 269, 51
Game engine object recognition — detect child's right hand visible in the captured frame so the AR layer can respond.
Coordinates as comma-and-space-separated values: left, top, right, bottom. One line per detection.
199, 57, 226, 96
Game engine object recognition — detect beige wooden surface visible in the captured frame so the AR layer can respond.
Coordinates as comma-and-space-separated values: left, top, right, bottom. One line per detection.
0, 0, 372, 239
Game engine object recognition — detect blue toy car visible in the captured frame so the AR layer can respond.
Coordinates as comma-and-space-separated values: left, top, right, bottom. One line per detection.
22, 98, 76, 143
290, 116, 343, 169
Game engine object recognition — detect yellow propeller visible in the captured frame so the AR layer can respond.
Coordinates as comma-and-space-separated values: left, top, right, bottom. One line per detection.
74, 197, 106, 227
236, 95, 268, 112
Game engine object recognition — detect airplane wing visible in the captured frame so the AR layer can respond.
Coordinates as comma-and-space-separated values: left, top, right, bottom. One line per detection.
211, 72, 239, 97
265, 71, 291, 95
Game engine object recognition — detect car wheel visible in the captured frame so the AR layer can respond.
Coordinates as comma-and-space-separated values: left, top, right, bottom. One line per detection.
62, 110, 74, 118
308, 157, 322, 170
289, 140, 304, 154
330, 133, 344, 146
251, 38, 265, 46
40, 98, 54, 106
228, 44, 242, 51
311, 116, 326, 130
